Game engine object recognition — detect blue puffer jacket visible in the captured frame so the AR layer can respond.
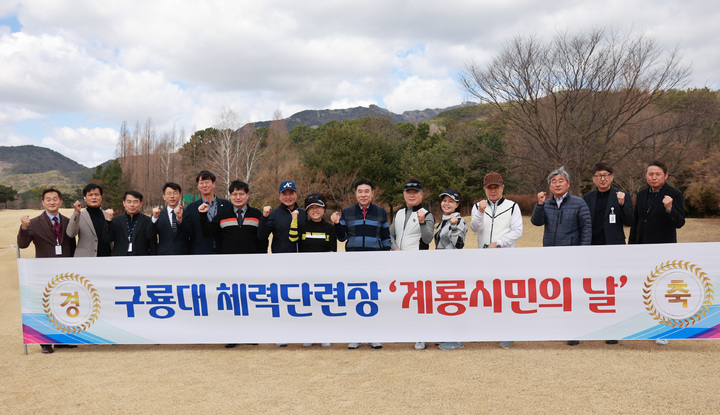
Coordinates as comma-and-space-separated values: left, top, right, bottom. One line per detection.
531, 194, 592, 246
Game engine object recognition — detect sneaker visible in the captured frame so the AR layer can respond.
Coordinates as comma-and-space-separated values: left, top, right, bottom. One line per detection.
302, 343, 313, 347
370, 343, 383, 349
605, 340, 619, 345
320, 343, 331, 347
438, 342, 464, 351
655, 339, 669, 346
224, 344, 237, 348
41, 345, 54, 354
414, 342, 426, 350
567, 340, 580, 346
499, 341, 513, 349
276, 343, 288, 347
348, 342, 361, 349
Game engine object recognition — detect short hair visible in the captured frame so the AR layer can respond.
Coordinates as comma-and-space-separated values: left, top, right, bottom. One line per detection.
354, 178, 375, 191
591, 162, 614, 175
196, 170, 216, 183
648, 160, 668, 174
547, 167, 570, 184
163, 182, 182, 194
123, 190, 144, 202
83, 183, 104, 196
228, 180, 249, 194
42, 188, 62, 200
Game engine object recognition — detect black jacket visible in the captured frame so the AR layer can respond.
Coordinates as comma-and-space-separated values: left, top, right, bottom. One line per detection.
181, 197, 232, 254
106, 212, 156, 256
583, 187, 633, 245
154, 207, 190, 255
199, 205, 268, 254
629, 183, 685, 244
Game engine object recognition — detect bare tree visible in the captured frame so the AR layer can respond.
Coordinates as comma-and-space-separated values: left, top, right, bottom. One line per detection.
207, 108, 242, 194
460, 28, 691, 192
237, 123, 264, 183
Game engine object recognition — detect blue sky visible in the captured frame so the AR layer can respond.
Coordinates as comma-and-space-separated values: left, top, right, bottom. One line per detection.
1, 0, 718, 167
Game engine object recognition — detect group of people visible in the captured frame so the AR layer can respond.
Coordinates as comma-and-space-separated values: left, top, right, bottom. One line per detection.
18, 160, 685, 353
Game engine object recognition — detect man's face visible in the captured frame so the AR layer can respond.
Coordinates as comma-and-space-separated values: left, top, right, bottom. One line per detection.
163, 188, 181, 208
403, 189, 423, 207
355, 184, 374, 207
279, 189, 297, 208
42, 192, 62, 215
229, 189, 249, 209
484, 184, 504, 202
549, 174, 570, 198
646, 166, 668, 191
84, 188, 103, 208
307, 205, 325, 222
197, 179, 215, 199
123, 195, 143, 215
592, 170, 614, 192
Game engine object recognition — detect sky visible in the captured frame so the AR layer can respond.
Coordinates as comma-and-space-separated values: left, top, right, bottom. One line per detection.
1, 0, 718, 168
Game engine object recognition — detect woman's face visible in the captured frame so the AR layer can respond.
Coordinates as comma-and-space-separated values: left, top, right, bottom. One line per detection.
441, 196, 459, 215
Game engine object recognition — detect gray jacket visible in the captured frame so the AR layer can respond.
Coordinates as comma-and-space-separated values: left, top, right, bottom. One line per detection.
531, 194, 592, 246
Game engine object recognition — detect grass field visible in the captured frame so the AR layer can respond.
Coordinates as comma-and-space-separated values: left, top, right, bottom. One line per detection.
2, 209, 720, 414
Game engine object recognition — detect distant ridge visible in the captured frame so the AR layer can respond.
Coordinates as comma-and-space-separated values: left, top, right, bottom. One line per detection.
0, 144, 87, 176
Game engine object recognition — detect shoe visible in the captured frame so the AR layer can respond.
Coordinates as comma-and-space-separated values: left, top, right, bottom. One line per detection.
276, 343, 288, 347
439, 342, 464, 350
224, 344, 237, 348
302, 343, 313, 347
370, 343, 382, 349
499, 341, 513, 349
41, 345, 54, 354
567, 341, 580, 346
348, 342, 361, 349
414, 342, 426, 350
320, 343, 331, 347
54, 344, 77, 349
655, 339, 669, 346
605, 340, 619, 345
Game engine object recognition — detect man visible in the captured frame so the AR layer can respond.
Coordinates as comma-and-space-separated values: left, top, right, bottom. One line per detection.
258, 180, 307, 253
17, 188, 76, 354
470, 172, 523, 350
67, 183, 113, 257
582, 163, 634, 346
330, 178, 389, 350
531, 166, 592, 247
584, 163, 633, 246
182, 171, 232, 254
199, 180, 267, 254
105, 190, 156, 256
629, 161, 685, 346
331, 178, 391, 252
390, 178, 435, 251
151, 182, 190, 255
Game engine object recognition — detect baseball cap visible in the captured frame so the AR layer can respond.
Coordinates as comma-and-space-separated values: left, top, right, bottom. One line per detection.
483, 173, 504, 187
439, 189, 461, 202
278, 180, 297, 193
304, 193, 326, 209
403, 181, 422, 191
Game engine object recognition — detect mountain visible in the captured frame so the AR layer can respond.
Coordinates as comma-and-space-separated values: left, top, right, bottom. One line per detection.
0, 145, 87, 175
247, 103, 476, 130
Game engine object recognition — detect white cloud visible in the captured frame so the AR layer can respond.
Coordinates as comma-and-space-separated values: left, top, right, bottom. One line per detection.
385, 76, 463, 113
40, 127, 119, 167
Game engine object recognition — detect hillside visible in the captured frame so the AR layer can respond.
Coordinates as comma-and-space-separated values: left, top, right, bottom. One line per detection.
0, 170, 91, 195
0, 145, 87, 175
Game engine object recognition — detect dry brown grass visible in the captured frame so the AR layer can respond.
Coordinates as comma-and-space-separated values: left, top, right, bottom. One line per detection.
2, 209, 720, 414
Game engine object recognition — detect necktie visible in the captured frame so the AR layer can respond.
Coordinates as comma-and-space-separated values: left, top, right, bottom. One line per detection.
361, 207, 368, 218
171, 210, 178, 233
237, 210, 243, 226
52, 217, 61, 242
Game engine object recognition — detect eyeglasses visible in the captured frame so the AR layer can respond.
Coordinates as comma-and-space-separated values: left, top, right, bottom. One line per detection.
593, 174, 612, 179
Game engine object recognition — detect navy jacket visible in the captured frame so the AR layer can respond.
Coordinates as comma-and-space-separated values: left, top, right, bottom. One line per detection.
258, 203, 307, 253
182, 197, 232, 254
531, 194, 592, 246
154, 207, 190, 255
335, 203, 391, 251
629, 183, 685, 244
583, 187, 633, 245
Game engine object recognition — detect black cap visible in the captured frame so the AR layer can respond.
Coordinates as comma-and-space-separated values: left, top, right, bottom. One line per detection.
439, 189, 461, 202
304, 193, 326, 209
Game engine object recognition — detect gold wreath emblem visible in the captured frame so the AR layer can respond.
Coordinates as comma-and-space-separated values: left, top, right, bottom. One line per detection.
42, 273, 101, 334
643, 260, 713, 327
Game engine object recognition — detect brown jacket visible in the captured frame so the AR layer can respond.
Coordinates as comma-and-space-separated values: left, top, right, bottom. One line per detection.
17, 212, 76, 258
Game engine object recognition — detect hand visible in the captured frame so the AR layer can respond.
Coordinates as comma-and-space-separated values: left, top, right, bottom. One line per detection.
291, 210, 299, 219
450, 214, 459, 224
487, 242, 499, 248
263, 206, 271, 217
198, 203, 209, 213
478, 200, 487, 213
152, 207, 161, 218
104, 209, 114, 221
330, 211, 341, 224
20, 215, 30, 229
416, 209, 426, 223
174, 206, 184, 223
537, 191, 547, 204
73, 200, 82, 213
616, 192, 625, 206
663, 195, 673, 211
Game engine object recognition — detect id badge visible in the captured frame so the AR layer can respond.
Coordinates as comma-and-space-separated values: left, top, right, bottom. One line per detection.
609, 207, 616, 224
55, 245, 62, 256
128, 242, 133, 252
609, 214, 616, 224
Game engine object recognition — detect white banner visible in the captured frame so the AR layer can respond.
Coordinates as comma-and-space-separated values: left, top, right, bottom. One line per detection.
18, 243, 720, 344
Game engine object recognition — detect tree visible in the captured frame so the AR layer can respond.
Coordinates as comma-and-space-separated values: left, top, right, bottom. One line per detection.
91, 160, 127, 211
460, 28, 691, 193
0, 184, 18, 208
